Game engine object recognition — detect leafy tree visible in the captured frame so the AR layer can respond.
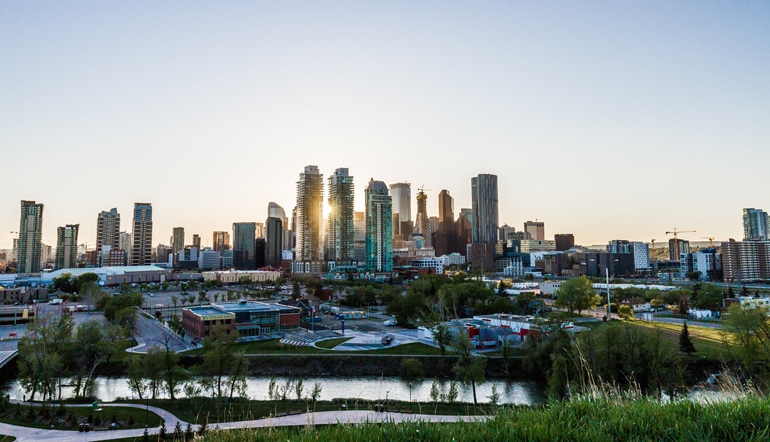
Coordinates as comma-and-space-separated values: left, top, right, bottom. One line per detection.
446, 380, 459, 404
400, 358, 425, 379
554, 276, 599, 316
722, 304, 770, 379
679, 322, 696, 355
195, 326, 246, 400
451, 332, 486, 405
430, 323, 452, 355
71, 320, 108, 397
690, 284, 724, 312
127, 356, 149, 400
618, 305, 635, 321
16, 314, 73, 401
516, 292, 537, 315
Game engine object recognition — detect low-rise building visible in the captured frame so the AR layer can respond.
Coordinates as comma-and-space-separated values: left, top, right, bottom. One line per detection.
182, 300, 301, 341
201, 269, 281, 284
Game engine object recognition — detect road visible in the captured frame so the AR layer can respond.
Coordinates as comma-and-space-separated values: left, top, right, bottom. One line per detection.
129, 311, 191, 353
0, 400, 485, 442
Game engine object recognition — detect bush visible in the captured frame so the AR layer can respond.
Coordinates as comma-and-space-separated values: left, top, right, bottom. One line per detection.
400, 358, 425, 379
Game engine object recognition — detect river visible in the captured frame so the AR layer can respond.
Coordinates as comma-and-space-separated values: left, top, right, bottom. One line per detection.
5, 376, 547, 405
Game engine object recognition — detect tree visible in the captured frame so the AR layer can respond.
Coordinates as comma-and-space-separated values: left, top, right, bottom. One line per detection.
451, 332, 486, 405
195, 326, 245, 400
71, 320, 108, 397
554, 276, 599, 316
516, 292, 537, 315
679, 322, 696, 355
430, 322, 452, 355
618, 305, 635, 321
691, 284, 724, 312
127, 356, 149, 400
723, 304, 770, 379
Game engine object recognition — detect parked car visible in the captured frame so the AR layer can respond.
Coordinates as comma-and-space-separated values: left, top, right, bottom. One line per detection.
384, 319, 397, 326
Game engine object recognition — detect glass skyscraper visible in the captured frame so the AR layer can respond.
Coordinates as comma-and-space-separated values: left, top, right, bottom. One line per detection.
365, 179, 393, 272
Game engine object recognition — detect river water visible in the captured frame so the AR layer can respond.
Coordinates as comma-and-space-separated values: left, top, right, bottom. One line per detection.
6, 376, 547, 405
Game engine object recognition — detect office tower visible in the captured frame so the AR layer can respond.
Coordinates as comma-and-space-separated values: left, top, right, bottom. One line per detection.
119, 232, 132, 265
213, 231, 230, 253
471, 174, 498, 244
554, 234, 575, 251
499, 224, 516, 242
96, 208, 120, 261
743, 208, 769, 241
295, 165, 324, 262
192, 234, 201, 250
434, 190, 456, 256
232, 222, 257, 269
254, 238, 266, 269
524, 221, 545, 241
131, 203, 153, 266
172, 227, 185, 265
631, 242, 651, 271
414, 188, 432, 248
268, 202, 291, 251
457, 208, 473, 255
354, 211, 366, 264
265, 217, 283, 267
326, 168, 355, 263
390, 182, 412, 238
55, 224, 79, 269
18, 200, 44, 274
255, 223, 264, 239
365, 179, 393, 272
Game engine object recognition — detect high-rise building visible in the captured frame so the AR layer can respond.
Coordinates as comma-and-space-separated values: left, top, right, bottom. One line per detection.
354, 211, 366, 264
414, 188, 431, 248
255, 223, 264, 239
722, 239, 770, 282
96, 208, 120, 261
326, 168, 355, 263
434, 190, 456, 256
119, 232, 132, 265
18, 200, 44, 274
390, 182, 412, 238
669, 239, 690, 261
55, 224, 79, 269
131, 203, 153, 266
524, 221, 545, 241
213, 231, 230, 253
192, 234, 201, 250
499, 224, 516, 242
554, 234, 575, 251
295, 165, 324, 263
232, 222, 257, 270
172, 227, 185, 265
743, 208, 769, 241
457, 208, 473, 255
471, 174, 498, 244
268, 202, 291, 251
265, 217, 283, 268
254, 238, 266, 269
365, 179, 393, 272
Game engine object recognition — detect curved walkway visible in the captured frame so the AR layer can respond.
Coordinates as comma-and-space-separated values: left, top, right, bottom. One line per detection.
0, 401, 485, 442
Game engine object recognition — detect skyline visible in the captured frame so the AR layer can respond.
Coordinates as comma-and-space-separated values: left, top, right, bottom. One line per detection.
2, 2, 769, 249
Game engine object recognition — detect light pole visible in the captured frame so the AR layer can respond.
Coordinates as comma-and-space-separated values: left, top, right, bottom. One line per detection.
605, 268, 611, 321
408, 382, 412, 403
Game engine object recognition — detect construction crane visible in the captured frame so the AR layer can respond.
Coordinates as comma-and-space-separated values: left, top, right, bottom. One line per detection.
665, 228, 695, 259
702, 237, 715, 248
650, 239, 656, 250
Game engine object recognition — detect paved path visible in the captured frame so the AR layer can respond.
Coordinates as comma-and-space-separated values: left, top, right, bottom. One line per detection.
0, 401, 484, 441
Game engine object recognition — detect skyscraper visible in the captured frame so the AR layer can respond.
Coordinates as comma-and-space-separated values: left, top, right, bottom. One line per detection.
192, 234, 201, 250
268, 202, 291, 251
414, 188, 431, 248
18, 200, 44, 274
131, 203, 153, 266
326, 168, 355, 263
471, 174, 498, 244
554, 233, 575, 251
119, 232, 132, 265
232, 222, 257, 270
213, 231, 230, 252
433, 190, 456, 256
353, 211, 366, 264
55, 224, 79, 269
390, 182, 412, 238
96, 208, 120, 261
524, 221, 545, 241
457, 208, 473, 255
265, 216, 283, 268
365, 179, 393, 272
172, 227, 185, 265
743, 208, 769, 241
295, 165, 324, 262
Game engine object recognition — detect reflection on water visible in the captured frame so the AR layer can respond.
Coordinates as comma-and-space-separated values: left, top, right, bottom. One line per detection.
6, 376, 547, 405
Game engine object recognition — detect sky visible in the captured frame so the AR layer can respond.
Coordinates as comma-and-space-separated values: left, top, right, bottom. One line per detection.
1, 1, 769, 250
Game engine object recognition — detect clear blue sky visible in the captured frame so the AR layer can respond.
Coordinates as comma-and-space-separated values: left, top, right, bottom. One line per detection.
1, 1, 769, 249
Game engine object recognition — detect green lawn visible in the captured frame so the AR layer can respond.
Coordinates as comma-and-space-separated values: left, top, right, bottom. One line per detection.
0, 435, 15, 442
0, 404, 162, 430
629, 321, 729, 360
314, 337, 352, 349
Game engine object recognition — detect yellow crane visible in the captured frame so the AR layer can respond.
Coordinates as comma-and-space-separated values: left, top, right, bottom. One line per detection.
650, 239, 656, 250
702, 236, 715, 248
665, 228, 695, 259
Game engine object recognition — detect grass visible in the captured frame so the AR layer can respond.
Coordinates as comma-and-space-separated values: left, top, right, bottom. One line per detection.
630, 320, 729, 360
0, 436, 15, 442
0, 404, 162, 430
190, 396, 770, 441
314, 337, 352, 349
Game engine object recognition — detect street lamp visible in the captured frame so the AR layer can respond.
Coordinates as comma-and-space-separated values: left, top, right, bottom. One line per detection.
408, 382, 412, 403
605, 268, 611, 321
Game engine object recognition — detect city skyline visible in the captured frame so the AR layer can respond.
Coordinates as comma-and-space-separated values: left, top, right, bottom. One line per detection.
2, 2, 769, 250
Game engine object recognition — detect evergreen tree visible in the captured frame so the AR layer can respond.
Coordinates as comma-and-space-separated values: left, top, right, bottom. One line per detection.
679, 322, 696, 355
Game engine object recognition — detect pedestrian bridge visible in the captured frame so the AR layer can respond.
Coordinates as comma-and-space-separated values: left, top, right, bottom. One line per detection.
0, 350, 18, 370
